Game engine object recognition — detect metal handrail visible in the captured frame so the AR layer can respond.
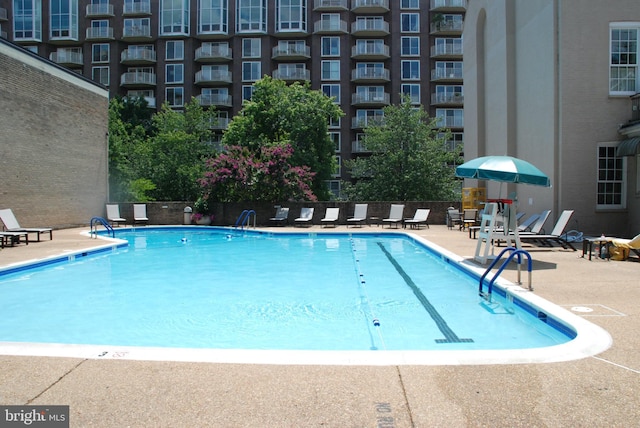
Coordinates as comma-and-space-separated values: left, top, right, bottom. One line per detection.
234, 210, 256, 229
90, 216, 115, 238
479, 247, 532, 301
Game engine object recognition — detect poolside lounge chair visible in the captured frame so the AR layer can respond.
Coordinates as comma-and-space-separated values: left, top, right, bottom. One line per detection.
320, 207, 340, 227
518, 210, 576, 250
610, 233, 640, 260
133, 204, 149, 225
461, 209, 478, 231
404, 209, 430, 229
0, 231, 30, 248
519, 210, 552, 235
0, 208, 53, 242
347, 204, 368, 227
294, 207, 314, 226
106, 204, 126, 227
447, 208, 462, 230
269, 207, 289, 226
383, 204, 405, 228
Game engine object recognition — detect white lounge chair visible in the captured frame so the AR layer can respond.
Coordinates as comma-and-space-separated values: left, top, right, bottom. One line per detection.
347, 204, 368, 227
106, 204, 126, 227
518, 210, 576, 250
404, 209, 430, 229
0, 208, 53, 242
321, 207, 340, 227
269, 207, 289, 226
383, 204, 405, 228
133, 204, 149, 225
294, 207, 314, 226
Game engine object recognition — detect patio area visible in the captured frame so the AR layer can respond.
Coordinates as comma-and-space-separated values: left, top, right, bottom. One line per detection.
0, 224, 638, 427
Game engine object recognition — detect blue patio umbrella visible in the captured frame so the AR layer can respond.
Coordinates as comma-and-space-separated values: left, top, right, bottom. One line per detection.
455, 156, 551, 187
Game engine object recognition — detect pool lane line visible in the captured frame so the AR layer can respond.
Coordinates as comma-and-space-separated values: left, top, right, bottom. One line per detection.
376, 242, 473, 344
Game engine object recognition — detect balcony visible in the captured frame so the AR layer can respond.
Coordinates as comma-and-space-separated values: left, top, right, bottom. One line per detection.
431, 68, 463, 81
86, 27, 114, 40
272, 45, 311, 60
352, 116, 384, 129
430, 43, 463, 59
274, 27, 308, 38
0, 7, 8, 21
313, 20, 348, 34
123, 1, 152, 16
121, 48, 156, 65
352, 140, 371, 153
196, 93, 233, 108
430, 0, 467, 12
351, 0, 389, 14
209, 117, 230, 130
272, 68, 311, 82
86, 3, 114, 17
431, 93, 464, 106
195, 69, 233, 85
122, 25, 152, 41
351, 68, 390, 83
313, 0, 348, 11
143, 96, 156, 108
430, 20, 464, 35
351, 20, 389, 37
351, 92, 390, 106
120, 71, 156, 87
351, 43, 389, 60
49, 50, 83, 67
195, 45, 232, 62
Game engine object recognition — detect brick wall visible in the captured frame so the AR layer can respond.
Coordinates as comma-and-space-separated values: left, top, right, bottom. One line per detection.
0, 40, 109, 229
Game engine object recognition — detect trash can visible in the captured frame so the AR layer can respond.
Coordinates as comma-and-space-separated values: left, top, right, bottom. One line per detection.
183, 206, 192, 225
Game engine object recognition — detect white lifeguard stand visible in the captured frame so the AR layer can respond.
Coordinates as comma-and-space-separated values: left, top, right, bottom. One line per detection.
474, 200, 521, 264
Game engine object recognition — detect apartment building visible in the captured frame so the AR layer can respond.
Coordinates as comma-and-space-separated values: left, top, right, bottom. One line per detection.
463, 0, 640, 236
0, 0, 466, 196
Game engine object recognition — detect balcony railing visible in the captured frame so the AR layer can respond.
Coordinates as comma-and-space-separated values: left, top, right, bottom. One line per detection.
123, 1, 151, 15
351, 68, 390, 82
272, 45, 311, 59
195, 45, 232, 62
195, 69, 233, 85
351, 44, 389, 59
196, 93, 232, 107
272, 68, 311, 81
86, 3, 114, 17
352, 92, 390, 106
352, 140, 371, 153
351, 0, 389, 13
49, 50, 83, 66
86, 27, 114, 40
430, 0, 467, 11
314, 20, 348, 34
121, 49, 156, 64
120, 71, 156, 86
436, 116, 464, 128
430, 43, 463, 57
352, 116, 384, 129
431, 93, 464, 105
431, 68, 463, 81
0, 7, 8, 21
430, 20, 464, 35
209, 117, 230, 130
122, 25, 152, 40
313, 0, 348, 11
351, 20, 390, 36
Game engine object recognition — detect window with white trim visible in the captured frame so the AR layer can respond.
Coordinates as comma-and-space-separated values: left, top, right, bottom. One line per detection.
321, 36, 340, 56
13, 0, 42, 41
160, 0, 189, 35
276, 0, 306, 32
329, 132, 340, 152
236, 0, 266, 33
242, 38, 261, 57
92, 66, 109, 86
242, 61, 261, 81
322, 84, 340, 103
165, 87, 184, 107
596, 143, 626, 209
401, 83, 420, 104
321, 60, 340, 80
400, 13, 419, 33
92, 43, 109, 63
165, 64, 184, 84
199, 0, 227, 34
400, 0, 418, 9
166, 40, 184, 60
401, 36, 419, 56
610, 24, 639, 94
401, 60, 420, 80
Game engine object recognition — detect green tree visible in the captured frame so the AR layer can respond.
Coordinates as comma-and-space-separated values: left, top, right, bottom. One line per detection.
221, 76, 343, 200
343, 98, 461, 201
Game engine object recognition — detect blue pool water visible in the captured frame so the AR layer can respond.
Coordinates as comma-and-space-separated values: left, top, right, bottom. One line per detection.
0, 228, 575, 353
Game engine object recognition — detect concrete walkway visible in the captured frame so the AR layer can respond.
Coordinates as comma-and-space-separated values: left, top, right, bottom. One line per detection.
0, 225, 638, 427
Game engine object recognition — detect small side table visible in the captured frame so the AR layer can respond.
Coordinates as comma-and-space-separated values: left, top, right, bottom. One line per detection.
368, 217, 380, 227
582, 237, 613, 260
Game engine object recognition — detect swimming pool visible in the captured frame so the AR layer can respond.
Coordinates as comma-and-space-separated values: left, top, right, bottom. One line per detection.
0, 227, 611, 365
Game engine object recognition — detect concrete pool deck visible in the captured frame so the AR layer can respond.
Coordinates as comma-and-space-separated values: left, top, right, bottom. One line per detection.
0, 225, 638, 427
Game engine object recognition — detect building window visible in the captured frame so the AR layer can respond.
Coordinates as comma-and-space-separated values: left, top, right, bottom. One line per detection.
92, 66, 109, 86
442, 132, 464, 152
199, 0, 227, 34
160, 0, 189, 35
434, 37, 463, 56
329, 132, 341, 152
13, 0, 42, 41
321, 60, 340, 80
50, 0, 78, 39
92, 43, 109, 63
166, 40, 184, 60
327, 180, 340, 199
401, 60, 420, 80
237, 0, 267, 33
242, 38, 261, 57
401, 83, 420, 104
597, 143, 626, 209
242, 84, 255, 100
322, 84, 340, 103
276, 0, 306, 32
242, 61, 261, 81
329, 117, 340, 128
436, 109, 463, 128
400, 13, 419, 33
165, 87, 184, 107
401, 36, 419, 56
166, 64, 184, 84
124, 0, 150, 15
332, 155, 341, 177
435, 61, 463, 79
400, 0, 419, 8
321, 36, 340, 56
610, 25, 639, 94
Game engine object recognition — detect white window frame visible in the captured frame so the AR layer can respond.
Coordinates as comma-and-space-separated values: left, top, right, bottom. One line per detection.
165, 64, 184, 84
596, 142, 627, 209
242, 38, 261, 58
401, 60, 420, 80
401, 83, 420, 104
160, 0, 189, 35
242, 61, 261, 81
400, 36, 419, 56
92, 43, 109, 63
321, 36, 340, 57
610, 23, 640, 95
92, 66, 109, 86
321, 60, 340, 81
165, 40, 184, 60
276, 0, 306, 32
400, 13, 419, 33
236, 0, 267, 33
165, 86, 184, 107
322, 84, 341, 103
198, 0, 227, 34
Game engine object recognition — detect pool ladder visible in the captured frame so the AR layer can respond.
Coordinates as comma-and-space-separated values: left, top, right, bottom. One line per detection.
479, 247, 532, 301
90, 216, 115, 238
234, 209, 256, 230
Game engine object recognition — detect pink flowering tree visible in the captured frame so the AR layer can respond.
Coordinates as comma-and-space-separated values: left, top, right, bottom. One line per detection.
199, 144, 317, 203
